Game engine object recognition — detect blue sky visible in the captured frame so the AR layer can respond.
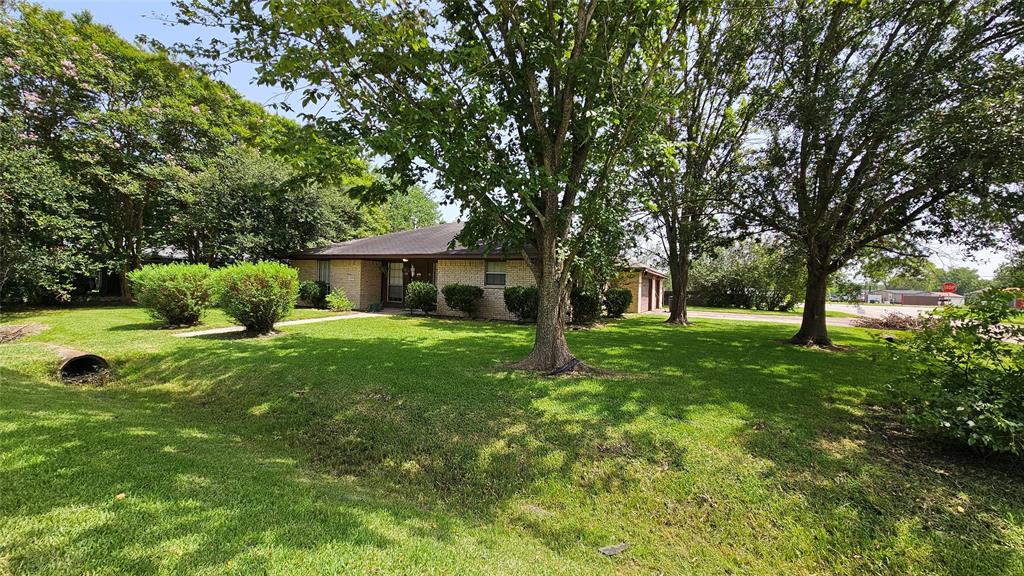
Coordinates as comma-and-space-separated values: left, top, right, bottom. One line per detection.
37, 1, 1010, 278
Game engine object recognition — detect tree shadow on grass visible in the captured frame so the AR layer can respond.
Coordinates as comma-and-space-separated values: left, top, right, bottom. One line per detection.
565, 318, 1024, 574
0, 366, 488, 575
3, 314, 1023, 574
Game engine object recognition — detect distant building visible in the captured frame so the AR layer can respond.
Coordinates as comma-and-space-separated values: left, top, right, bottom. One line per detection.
864, 289, 964, 306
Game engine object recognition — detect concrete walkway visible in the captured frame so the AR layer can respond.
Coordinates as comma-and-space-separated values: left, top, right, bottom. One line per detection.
174, 312, 379, 338
646, 309, 857, 326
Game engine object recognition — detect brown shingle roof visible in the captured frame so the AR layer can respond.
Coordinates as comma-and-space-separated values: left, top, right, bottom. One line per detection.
626, 261, 668, 279
289, 222, 526, 260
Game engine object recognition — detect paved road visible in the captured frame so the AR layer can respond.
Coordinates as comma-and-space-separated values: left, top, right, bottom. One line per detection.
825, 303, 937, 318
648, 310, 857, 326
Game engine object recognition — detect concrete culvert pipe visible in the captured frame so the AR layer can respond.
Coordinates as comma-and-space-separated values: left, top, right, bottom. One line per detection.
54, 347, 110, 381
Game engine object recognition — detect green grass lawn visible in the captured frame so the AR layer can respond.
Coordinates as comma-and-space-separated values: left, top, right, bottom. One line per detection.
1, 307, 1021, 575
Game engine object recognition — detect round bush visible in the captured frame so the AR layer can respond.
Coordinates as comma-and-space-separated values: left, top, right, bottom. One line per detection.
570, 288, 602, 325
891, 289, 1024, 456
128, 263, 214, 326
503, 286, 539, 323
442, 283, 484, 317
214, 261, 298, 334
404, 281, 437, 314
298, 280, 329, 308
325, 286, 353, 312
603, 287, 633, 318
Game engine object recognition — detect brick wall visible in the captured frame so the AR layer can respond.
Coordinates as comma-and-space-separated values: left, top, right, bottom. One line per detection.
435, 259, 534, 320
326, 260, 363, 309
358, 260, 381, 309
292, 259, 317, 283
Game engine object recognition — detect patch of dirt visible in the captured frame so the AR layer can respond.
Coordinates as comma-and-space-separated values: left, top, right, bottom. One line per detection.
858, 404, 1023, 479
596, 440, 636, 458
0, 323, 47, 343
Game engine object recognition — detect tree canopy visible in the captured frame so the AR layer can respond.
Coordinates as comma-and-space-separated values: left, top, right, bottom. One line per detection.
1, 2, 398, 303
734, 0, 1023, 345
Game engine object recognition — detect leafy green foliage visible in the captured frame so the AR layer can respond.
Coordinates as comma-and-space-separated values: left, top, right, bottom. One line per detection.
0, 4, 366, 300
503, 286, 539, 324
689, 239, 805, 311
324, 287, 353, 312
828, 273, 865, 303
298, 280, 329, 308
0, 119, 88, 308
213, 262, 298, 333
403, 281, 436, 315
0, 4, 276, 296
603, 288, 633, 318
569, 288, 602, 326
359, 186, 442, 236
890, 289, 1024, 456
441, 283, 483, 318
993, 253, 1024, 289
127, 263, 214, 326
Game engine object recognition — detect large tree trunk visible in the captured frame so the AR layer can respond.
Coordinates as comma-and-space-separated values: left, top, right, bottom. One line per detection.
511, 234, 575, 372
791, 267, 831, 346
666, 245, 691, 325
120, 261, 134, 303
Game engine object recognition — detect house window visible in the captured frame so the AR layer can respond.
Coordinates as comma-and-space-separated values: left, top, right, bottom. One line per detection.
485, 261, 506, 286
317, 260, 330, 286
388, 262, 404, 302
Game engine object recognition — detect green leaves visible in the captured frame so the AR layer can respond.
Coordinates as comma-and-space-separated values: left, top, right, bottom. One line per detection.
891, 288, 1024, 456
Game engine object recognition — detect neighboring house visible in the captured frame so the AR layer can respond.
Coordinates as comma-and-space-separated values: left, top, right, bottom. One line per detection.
615, 263, 666, 313
288, 223, 666, 320
865, 289, 964, 306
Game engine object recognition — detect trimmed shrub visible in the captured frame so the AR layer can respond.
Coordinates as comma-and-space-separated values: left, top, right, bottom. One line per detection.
890, 288, 1024, 456
852, 312, 924, 331
128, 263, 214, 326
404, 281, 437, 314
442, 283, 484, 318
325, 287, 353, 312
504, 286, 539, 323
214, 261, 298, 334
298, 280, 329, 308
603, 287, 633, 318
570, 288, 602, 325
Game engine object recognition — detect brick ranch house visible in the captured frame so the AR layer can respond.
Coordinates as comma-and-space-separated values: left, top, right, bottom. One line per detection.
288, 222, 665, 320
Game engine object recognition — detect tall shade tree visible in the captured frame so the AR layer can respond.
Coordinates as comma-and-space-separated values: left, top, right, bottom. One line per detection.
360, 186, 443, 236
175, 0, 689, 370
638, 0, 774, 324
735, 0, 1024, 345
0, 119, 87, 309
0, 3, 285, 299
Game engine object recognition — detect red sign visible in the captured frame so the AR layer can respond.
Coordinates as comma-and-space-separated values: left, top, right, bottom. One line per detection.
941, 282, 957, 293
